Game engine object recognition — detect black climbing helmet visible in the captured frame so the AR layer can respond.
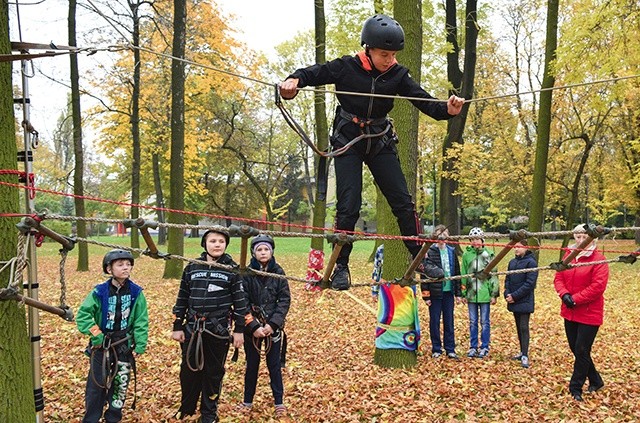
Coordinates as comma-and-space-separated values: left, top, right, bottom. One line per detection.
360, 14, 405, 51
102, 249, 134, 273
250, 234, 275, 256
201, 228, 230, 248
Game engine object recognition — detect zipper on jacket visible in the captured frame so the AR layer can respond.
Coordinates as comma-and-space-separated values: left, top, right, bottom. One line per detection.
365, 67, 394, 155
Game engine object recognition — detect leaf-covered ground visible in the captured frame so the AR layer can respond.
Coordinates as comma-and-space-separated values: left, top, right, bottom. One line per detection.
32, 239, 640, 422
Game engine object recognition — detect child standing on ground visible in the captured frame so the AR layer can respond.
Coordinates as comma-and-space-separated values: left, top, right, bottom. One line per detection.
504, 240, 538, 368
240, 235, 291, 418
171, 229, 246, 423
461, 227, 499, 358
421, 225, 462, 359
76, 249, 149, 423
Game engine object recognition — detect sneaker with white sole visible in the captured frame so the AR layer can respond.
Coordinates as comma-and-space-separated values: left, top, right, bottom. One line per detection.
432, 352, 442, 358
521, 355, 529, 368
477, 348, 489, 358
447, 352, 460, 360
467, 348, 477, 358
512, 352, 523, 361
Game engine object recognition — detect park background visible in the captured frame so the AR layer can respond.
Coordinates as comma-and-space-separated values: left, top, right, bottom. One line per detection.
2, 0, 640, 421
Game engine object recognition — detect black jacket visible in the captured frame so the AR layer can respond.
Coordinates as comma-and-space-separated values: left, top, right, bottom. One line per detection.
289, 54, 453, 142
243, 257, 291, 335
172, 252, 247, 334
421, 244, 462, 300
504, 251, 537, 314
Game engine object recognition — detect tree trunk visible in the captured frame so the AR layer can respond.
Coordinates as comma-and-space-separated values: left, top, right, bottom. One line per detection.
164, 0, 187, 279
560, 135, 594, 258
130, 1, 142, 250
0, 3, 36, 419
152, 151, 166, 245
440, 0, 478, 238
373, 0, 422, 369
69, 0, 88, 270
528, 0, 559, 258
310, 0, 328, 251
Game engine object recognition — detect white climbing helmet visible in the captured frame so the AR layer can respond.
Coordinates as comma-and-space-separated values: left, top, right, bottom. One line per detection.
469, 227, 484, 239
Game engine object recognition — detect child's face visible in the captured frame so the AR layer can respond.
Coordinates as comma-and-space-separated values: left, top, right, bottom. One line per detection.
573, 232, 588, 245
514, 242, 528, 257
368, 48, 398, 72
108, 259, 133, 281
470, 237, 483, 248
204, 232, 227, 259
254, 245, 273, 264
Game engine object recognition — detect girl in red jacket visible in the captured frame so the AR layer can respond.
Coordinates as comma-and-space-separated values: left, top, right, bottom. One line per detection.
553, 224, 608, 402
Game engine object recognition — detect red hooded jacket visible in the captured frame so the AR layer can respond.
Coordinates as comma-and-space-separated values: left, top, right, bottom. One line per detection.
553, 246, 609, 326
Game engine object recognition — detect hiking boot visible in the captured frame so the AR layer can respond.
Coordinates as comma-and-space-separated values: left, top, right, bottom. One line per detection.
447, 352, 460, 360
418, 260, 445, 280
477, 348, 489, 358
330, 264, 351, 290
521, 355, 529, 368
467, 348, 477, 358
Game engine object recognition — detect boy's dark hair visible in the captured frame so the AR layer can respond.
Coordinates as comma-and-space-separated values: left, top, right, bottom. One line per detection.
518, 239, 529, 247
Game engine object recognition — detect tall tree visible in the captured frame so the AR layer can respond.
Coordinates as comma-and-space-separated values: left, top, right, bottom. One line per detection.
129, 0, 144, 250
310, 0, 328, 251
373, 0, 422, 369
69, 0, 89, 270
0, 3, 35, 420
439, 0, 478, 237
163, 0, 187, 278
528, 0, 559, 252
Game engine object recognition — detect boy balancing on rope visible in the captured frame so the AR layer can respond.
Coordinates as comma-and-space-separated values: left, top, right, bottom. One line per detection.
76, 249, 149, 423
279, 14, 465, 290
171, 228, 246, 423
239, 234, 291, 417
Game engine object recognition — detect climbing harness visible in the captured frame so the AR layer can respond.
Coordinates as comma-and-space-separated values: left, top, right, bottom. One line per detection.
185, 314, 232, 372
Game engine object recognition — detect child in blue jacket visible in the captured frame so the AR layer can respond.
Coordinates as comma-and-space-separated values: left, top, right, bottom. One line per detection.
504, 240, 538, 368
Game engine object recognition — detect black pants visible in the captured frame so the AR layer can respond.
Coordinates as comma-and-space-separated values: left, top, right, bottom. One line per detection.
178, 332, 230, 423
243, 333, 284, 405
334, 146, 421, 265
83, 349, 133, 423
564, 319, 603, 395
513, 312, 531, 356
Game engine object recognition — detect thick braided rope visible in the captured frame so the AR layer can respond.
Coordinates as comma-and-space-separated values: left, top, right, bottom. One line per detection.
58, 250, 68, 308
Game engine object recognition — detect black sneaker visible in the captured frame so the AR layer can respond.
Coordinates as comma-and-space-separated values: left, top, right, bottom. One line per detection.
330, 264, 351, 290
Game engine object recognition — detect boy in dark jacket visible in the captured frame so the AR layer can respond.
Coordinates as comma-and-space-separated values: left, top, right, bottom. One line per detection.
279, 14, 464, 290
240, 235, 291, 418
421, 225, 462, 359
504, 240, 538, 368
76, 249, 148, 423
171, 229, 247, 423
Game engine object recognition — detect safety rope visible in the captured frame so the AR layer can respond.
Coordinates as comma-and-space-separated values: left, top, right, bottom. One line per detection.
58, 249, 68, 309
2, 182, 639, 251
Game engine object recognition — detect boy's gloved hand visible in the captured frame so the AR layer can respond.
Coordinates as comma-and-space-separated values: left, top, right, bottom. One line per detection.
562, 293, 576, 308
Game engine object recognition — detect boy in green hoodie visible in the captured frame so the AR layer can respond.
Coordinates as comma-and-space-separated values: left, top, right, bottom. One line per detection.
461, 227, 499, 358
76, 249, 149, 423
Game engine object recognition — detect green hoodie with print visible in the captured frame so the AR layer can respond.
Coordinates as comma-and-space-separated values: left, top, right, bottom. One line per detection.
461, 245, 499, 303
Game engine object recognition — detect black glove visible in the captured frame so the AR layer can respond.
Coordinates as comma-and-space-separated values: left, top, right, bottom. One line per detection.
562, 293, 576, 308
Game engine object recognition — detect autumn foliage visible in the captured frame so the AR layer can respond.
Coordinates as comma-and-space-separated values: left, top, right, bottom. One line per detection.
30, 239, 640, 422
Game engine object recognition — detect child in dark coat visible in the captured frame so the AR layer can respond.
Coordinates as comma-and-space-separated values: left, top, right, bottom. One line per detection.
504, 240, 538, 368
240, 235, 291, 418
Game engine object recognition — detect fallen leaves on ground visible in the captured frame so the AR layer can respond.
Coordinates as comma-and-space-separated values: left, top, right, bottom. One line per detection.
31, 240, 640, 422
